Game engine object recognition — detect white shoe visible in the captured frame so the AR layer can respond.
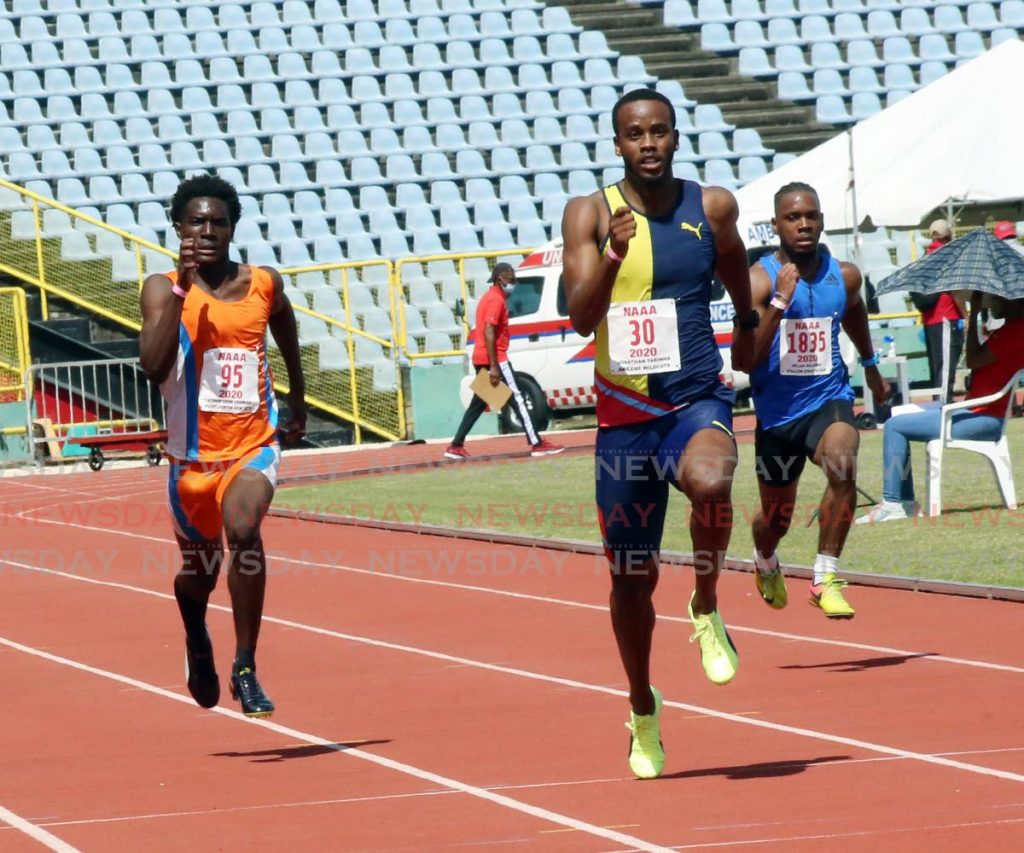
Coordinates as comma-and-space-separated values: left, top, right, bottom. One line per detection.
855, 501, 920, 525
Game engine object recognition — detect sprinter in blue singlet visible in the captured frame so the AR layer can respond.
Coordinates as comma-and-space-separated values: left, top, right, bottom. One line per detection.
747, 183, 890, 620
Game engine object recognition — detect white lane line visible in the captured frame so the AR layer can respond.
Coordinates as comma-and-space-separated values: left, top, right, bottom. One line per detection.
14, 490, 166, 519
36, 791, 455, 829
35, 777, 625, 829
1, 511, 1021, 676
0, 803, 79, 852
604, 815, 1024, 850
0, 636, 674, 853
7, 558, 1024, 786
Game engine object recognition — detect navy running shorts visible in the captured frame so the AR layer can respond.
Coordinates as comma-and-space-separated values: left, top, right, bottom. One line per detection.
595, 397, 735, 571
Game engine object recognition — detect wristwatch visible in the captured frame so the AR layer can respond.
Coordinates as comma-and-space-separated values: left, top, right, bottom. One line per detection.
733, 309, 760, 331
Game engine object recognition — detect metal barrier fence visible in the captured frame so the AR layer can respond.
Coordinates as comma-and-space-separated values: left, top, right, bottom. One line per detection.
0, 287, 31, 404
0, 179, 542, 443
24, 358, 165, 464
0, 180, 408, 442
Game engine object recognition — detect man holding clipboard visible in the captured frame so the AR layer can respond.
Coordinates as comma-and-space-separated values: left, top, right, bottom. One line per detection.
444, 263, 564, 459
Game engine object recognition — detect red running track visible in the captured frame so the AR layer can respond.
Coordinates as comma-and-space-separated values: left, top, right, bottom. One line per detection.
0, 450, 1022, 852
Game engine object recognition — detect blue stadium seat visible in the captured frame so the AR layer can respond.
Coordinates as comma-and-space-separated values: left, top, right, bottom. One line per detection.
846, 40, 881, 68
899, 8, 934, 37
1002, 0, 1024, 27
884, 63, 917, 92
851, 92, 882, 119
848, 66, 884, 93
663, 0, 696, 25
700, 23, 734, 51
933, 6, 969, 33
811, 42, 846, 70
774, 44, 812, 71
954, 31, 985, 60
883, 37, 917, 65
816, 95, 852, 124
738, 156, 768, 184
866, 11, 900, 39
918, 61, 949, 87
918, 34, 954, 63
738, 47, 774, 76
812, 68, 848, 96
703, 159, 737, 190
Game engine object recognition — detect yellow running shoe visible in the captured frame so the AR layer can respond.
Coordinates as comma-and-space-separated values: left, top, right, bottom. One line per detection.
688, 594, 738, 685
624, 686, 664, 780
754, 554, 787, 610
809, 573, 855, 619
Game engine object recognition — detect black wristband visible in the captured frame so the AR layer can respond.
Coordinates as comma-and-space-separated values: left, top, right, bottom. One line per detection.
733, 309, 759, 331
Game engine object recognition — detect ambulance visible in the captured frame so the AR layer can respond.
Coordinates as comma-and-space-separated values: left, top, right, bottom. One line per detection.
468, 220, 857, 433
461, 238, 744, 433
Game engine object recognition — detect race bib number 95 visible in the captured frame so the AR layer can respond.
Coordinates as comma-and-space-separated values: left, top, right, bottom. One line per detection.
198, 348, 260, 413
607, 299, 681, 375
780, 317, 832, 376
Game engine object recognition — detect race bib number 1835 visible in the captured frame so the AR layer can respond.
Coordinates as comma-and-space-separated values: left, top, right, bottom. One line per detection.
198, 347, 260, 413
779, 317, 832, 376
607, 299, 681, 376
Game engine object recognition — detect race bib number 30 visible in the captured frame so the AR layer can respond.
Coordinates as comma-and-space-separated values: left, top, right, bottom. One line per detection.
198, 348, 260, 413
607, 299, 681, 375
780, 317, 832, 376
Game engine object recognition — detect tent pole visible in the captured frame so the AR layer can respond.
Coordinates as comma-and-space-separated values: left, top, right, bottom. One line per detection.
848, 131, 862, 269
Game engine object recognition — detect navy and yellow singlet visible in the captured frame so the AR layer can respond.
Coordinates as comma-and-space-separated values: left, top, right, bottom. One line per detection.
594, 180, 733, 427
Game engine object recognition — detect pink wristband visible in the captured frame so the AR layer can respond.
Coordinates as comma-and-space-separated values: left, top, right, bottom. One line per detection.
770, 294, 789, 311
171, 283, 189, 299
606, 244, 624, 264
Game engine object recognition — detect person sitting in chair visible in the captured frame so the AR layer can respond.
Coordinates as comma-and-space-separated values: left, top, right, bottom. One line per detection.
857, 293, 1024, 523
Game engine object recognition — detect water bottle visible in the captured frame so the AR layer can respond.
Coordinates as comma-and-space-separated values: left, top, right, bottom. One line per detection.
883, 335, 896, 358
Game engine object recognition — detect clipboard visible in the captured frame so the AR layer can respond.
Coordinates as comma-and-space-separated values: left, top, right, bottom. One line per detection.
471, 367, 512, 410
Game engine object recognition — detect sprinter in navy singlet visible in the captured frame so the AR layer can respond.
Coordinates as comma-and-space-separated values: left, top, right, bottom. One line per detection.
561, 89, 757, 780
746, 183, 889, 620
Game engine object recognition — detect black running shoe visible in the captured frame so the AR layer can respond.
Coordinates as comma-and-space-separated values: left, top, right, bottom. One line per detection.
184, 630, 220, 709
230, 667, 275, 717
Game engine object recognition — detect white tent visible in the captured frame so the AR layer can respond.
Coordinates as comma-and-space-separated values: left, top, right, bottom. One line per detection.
734, 38, 1024, 238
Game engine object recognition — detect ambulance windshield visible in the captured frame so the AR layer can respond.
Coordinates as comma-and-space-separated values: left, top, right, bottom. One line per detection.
507, 275, 544, 318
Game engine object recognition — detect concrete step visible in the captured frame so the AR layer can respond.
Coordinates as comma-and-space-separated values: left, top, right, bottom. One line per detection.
678, 80, 774, 103
645, 56, 731, 79
720, 103, 817, 127
757, 127, 839, 153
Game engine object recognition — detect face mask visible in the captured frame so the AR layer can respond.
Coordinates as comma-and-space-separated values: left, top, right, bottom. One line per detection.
500, 282, 515, 296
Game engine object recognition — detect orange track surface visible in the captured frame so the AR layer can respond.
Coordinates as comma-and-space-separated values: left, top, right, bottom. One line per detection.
1, 442, 1022, 852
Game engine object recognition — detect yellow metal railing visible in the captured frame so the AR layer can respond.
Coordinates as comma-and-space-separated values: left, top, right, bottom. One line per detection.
277, 260, 404, 444
0, 178, 174, 328
394, 249, 529, 361
0, 181, 408, 443
0, 287, 31, 404
0, 180, 555, 441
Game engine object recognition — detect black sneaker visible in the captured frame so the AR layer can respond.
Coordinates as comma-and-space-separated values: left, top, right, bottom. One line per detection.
184, 630, 220, 709
230, 666, 275, 717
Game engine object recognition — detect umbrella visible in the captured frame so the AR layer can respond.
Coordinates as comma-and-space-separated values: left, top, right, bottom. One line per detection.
875, 229, 1024, 299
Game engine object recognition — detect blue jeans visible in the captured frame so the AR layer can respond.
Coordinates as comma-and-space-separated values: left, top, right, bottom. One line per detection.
882, 406, 1003, 502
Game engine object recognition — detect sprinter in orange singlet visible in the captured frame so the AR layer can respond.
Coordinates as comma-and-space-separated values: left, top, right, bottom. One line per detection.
140, 175, 306, 717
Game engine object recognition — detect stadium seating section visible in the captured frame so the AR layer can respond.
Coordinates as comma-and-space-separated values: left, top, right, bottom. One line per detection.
0, 0, 1020, 364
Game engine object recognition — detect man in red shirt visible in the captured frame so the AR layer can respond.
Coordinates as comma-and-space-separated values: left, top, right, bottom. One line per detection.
445, 263, 564, 459
919, 219, 967, 402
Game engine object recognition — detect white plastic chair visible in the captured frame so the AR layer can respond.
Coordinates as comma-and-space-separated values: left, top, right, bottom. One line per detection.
925, 368, 1024, 516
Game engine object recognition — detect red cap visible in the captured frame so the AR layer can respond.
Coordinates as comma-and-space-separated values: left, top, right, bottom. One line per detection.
994, 221, 1017, 240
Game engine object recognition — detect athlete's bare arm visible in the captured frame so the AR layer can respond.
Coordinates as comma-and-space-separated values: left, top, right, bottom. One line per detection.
139, 238, 199, 384
748, 261, 792, 368
703, 186, 754, 371
561, 193, 633, 337
265, 266, 307, 441
840, 261, 889, 405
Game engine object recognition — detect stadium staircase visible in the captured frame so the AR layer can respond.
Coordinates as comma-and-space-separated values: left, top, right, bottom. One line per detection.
564, 0, 838, 153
